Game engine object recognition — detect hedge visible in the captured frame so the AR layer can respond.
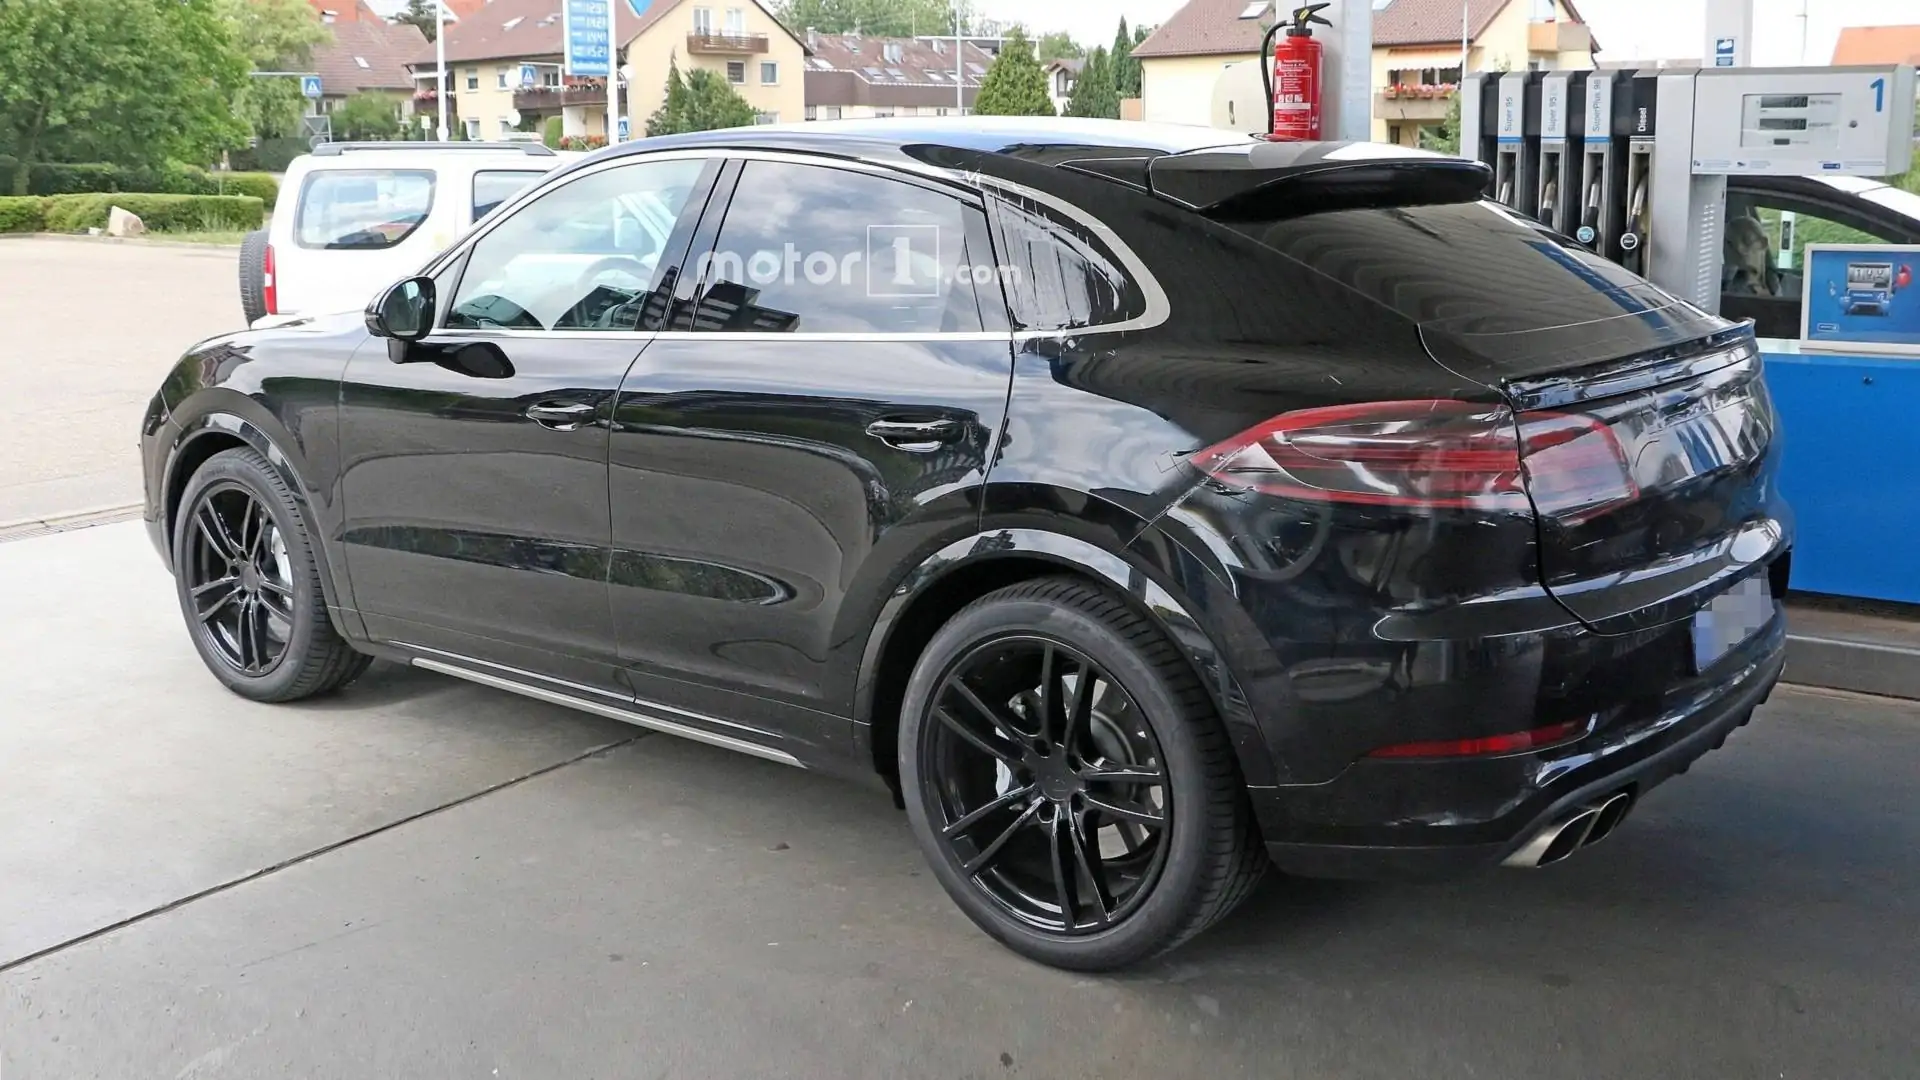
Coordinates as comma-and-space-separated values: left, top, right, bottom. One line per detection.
0, 194, 264, 234
0, 159, 277, 205
0, 197, 46, 233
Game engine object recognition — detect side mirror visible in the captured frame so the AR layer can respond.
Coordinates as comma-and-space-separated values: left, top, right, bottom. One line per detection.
366, 276, 436, 342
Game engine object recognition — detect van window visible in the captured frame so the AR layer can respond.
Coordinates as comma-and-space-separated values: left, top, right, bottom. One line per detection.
473, 170, 545, 220
296, 169, 435, 250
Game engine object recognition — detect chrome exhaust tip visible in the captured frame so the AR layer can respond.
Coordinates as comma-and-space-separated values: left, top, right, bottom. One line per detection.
1502, 791, 1634, 869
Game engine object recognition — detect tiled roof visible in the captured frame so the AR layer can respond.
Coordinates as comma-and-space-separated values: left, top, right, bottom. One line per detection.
313, 15, 429, 94
803, 33, 993, 109
1135, 0, 1595, 57
1832, 25, 1920, 66
415, 0, 803, 67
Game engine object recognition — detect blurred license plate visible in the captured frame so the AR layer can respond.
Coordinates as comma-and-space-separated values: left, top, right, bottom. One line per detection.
1692, 574, 1774, 673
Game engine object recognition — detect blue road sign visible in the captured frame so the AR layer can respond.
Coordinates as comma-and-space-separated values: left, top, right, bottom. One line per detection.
625, 0, 653, 14
520, 63, 538, 88
300, 75, 323, 99
617, 116, 629, 141
564, 0, 612, 78
1715, 37, 1737, 67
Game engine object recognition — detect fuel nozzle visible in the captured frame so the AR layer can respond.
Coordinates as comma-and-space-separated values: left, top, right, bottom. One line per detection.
1287, 3, 1332, 35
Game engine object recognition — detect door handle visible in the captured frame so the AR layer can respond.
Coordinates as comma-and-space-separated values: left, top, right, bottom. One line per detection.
866, 417, 962, 450
526, 401, 598, 430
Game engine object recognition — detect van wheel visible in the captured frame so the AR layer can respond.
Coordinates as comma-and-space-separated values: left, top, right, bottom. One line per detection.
897, 577, 1268, 971
239, 229, 269, 325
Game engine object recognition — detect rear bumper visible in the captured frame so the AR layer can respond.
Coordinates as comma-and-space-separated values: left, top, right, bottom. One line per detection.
1250, 618, 1786, 880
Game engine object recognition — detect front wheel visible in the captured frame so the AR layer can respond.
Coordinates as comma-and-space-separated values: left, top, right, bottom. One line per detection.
171, 447, 370, 702
898, 577, 1267, 971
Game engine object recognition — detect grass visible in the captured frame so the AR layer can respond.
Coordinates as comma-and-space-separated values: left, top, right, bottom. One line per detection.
137, 229, 251, 246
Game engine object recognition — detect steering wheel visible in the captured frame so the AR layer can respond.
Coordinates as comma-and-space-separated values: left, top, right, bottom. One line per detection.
573, 254, 657, 295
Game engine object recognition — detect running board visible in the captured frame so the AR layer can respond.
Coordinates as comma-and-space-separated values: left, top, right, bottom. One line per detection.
408, 655, 804, 768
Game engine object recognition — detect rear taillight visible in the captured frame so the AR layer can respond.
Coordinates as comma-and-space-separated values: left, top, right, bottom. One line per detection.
263, 243, 278, 316
1367, 718, 1587, 759
1189, 399, 1637, 518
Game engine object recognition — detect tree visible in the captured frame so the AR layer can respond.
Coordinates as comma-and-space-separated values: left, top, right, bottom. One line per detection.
224, 0, 328, 68
1419, 92, 1462, 155
646, 63, 758, 136
1036, 31, 1082, 62
1110, 17, 1142, 99
776, 0, 965, 37
1064, 47, 1119, 120
332, 92, 403, 140
0, 0, 248, 191
973, 28, 1053, 117
393, 0, 440, 42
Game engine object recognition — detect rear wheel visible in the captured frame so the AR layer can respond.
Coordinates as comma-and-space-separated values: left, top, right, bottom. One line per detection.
898, 577, 1267, 970
172, 448, 370, 702
238, 229, 269, 325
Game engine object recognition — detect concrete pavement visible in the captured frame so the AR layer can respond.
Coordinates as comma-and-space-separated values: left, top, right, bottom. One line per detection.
3, 520, 1918, 1078
0, 239, 237, 526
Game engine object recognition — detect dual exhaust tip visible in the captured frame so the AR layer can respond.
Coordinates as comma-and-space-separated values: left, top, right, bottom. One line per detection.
1502, 790, 1634, 869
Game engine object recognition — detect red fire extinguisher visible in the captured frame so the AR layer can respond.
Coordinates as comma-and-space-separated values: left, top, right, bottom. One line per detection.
1267, 4, 1333, 141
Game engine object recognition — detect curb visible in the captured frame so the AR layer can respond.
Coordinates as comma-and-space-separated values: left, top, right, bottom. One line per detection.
0, 233, 242, 251
0, 504, 144, 543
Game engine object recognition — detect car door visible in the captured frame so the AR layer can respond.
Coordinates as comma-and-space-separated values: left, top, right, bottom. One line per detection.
337, 155, 720, 694
605, 156, 1016, 754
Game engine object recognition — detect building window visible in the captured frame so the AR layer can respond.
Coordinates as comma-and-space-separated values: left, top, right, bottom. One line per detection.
760, 61, 778, 84
874, 107, 894, 118
822, 105, 842, 120
543, 68, 561, 88
466, 68, 479, 90
692, 6, 712, 34
726, 60, 745, 83
497, 68, 508, 89
805, 105, 818, 120
725, 7, 744, 34
498, 118, 512, 136
935, 107, 950, 116
463, 118, 481, 139
754, 111, 778, 124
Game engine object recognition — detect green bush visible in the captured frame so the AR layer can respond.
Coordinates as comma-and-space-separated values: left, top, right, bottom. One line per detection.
230, 137, 309, 173
544, 116, 564, 149
0, 196, 48, 233
40, 194, 264, 233
212, 172, 279, 205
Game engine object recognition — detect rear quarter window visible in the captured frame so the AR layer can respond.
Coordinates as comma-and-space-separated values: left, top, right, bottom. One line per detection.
990, 193, 1147, 332
296, 169, 436, 250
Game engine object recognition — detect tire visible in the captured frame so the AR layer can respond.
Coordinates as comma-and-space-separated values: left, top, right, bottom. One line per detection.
171, 447, 371, 703
898, 576, 1267, 971
238, 228, 269, 326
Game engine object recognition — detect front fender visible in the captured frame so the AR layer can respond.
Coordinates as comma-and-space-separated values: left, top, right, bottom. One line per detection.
852, 526, 1276, 788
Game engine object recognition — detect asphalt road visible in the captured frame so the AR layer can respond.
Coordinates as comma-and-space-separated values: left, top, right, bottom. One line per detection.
0, 238, 237, 527
3, 522, 1917, 1079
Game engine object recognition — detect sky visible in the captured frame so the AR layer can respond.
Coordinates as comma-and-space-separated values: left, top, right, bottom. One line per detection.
975, 0, 1920, 63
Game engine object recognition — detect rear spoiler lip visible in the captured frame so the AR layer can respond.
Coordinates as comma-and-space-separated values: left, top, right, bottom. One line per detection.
1496, 324, 1760, 411
1147, 155, 1496, 220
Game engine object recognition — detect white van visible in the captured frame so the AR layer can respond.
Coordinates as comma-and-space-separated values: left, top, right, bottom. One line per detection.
240, 142, 581, 327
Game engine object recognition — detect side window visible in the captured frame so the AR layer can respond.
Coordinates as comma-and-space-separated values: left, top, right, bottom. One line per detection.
472, 169, 545, 221
693, 160, 987, 334
1722, 190, 1915, 337
296, 169, 435, 250
990, 194, 1145, 332
447, 158, 707, 332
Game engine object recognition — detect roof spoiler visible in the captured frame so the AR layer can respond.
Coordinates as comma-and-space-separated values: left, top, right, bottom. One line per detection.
1142, 142, 1493, 222
310, 142, 557, 157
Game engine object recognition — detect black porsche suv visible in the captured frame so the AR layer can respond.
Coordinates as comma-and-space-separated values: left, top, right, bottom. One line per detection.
141, 119, 1790, 970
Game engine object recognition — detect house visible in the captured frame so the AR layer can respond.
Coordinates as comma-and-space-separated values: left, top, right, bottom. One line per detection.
307, 9, 429, 117
1131, 0, 1597, 145
801, 34, 993, 120
1045, 57, 1084, 116
1832, 25, 1920, 66
410, 0, 806, 142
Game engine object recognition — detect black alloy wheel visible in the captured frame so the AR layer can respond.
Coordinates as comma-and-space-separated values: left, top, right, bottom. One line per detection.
922, 636, 1171, 935
899, 577, 1268, 971
172, 447, 371, 702
182, 482, 296, 676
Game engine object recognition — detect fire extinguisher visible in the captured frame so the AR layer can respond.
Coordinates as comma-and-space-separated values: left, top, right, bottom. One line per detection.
1265, 4, 1333, 141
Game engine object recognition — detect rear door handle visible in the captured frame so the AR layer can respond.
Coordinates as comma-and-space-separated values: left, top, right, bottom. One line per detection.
865, 417, 962, 450
526, 401, 598, 430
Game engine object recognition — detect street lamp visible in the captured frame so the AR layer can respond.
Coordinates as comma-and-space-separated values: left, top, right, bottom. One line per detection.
436, 0, 450, 141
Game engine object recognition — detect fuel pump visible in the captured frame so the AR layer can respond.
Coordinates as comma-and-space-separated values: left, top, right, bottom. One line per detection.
1459, 72, 1499, 194
1536, 71, 1585, 235
1576, 71, 1629, 257
1618, 70, 1661, 277
1494, 71, 1544, 216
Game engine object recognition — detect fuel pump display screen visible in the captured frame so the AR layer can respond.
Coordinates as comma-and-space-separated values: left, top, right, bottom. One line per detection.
1739, 92, 1842, 149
